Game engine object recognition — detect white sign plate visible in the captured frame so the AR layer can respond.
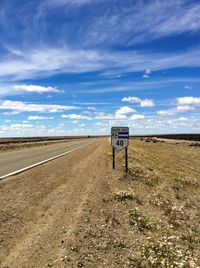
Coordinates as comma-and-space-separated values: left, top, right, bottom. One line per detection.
111, 127, 129, 151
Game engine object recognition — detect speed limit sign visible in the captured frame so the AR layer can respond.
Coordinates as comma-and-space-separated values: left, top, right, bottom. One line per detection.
111, 127, 129, 151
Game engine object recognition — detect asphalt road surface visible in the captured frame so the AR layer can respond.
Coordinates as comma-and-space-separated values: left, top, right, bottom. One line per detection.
0, 139, 94, 179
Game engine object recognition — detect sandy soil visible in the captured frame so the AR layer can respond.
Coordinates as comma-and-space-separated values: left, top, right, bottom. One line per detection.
0, 138, 200, 268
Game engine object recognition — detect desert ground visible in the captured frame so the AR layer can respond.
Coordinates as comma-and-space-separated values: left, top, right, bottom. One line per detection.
0, 138, 200, 267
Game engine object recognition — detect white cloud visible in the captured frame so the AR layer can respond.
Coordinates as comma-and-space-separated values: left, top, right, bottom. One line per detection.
157, 105, 195, 116
61, 114, 91, 120
94, 112, 127, 120
144, 68, 151, 75
176, 105, 195, 112
177, 97, 200, 106
95, 113, 114, 120
0, 123, 72, 137
0, 100, 78, 113
184, 85, 192, 90
157, 97, 200, 117
28, 116, 53, 120
122, 96, 140, 103
143, 68, 151, 78
10, 124, 33, 129
87, 106, 96, 110
157, 109, 176, 116
13, 84, 62, 93
177, 117, 188, 121
85, 107, 142, 121
115, 106, 136, 116
129, 114, 145, 120
140, 99, 155, 107
122, 96, 155, 107
115, 114, 127, 120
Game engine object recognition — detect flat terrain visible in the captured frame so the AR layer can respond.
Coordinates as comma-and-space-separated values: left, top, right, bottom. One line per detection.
0, 139, 93, 178
0, 138, 200, 267
136, 134, 200, 141
0, 139, 86, 154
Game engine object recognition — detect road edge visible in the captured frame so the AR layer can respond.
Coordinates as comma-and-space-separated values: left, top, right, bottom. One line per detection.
0, 142, 93, 180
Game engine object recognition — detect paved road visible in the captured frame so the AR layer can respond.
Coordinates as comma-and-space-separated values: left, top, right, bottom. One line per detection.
0, 139, 94, 178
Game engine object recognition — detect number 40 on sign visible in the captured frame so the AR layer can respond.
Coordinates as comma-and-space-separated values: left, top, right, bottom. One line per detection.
111, 127, 129, 172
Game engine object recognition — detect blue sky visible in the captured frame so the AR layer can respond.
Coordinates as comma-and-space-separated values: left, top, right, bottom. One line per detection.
0, 0, 200, 136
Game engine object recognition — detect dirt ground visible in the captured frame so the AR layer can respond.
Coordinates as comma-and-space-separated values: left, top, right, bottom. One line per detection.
0, 138, 200, 268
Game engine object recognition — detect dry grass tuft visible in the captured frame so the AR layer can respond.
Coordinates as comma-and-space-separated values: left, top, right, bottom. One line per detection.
129, 207, 160, 231
114, 189, 136, 201
129, 235, 199, 268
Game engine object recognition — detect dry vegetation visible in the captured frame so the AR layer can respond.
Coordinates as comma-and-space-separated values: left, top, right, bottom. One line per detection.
62, 139, 200, 268
0, 140, 71, 153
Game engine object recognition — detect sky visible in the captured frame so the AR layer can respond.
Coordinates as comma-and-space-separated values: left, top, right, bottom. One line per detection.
0, 0, 200, 137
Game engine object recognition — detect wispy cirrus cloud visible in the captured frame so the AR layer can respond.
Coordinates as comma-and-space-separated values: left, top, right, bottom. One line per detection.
1, 45, 200, 82
2, 0, 200, 50
0, 47, 104, 81
153, 3, 200, 36
28, 116, 54, 120
43, 0, 93, 7
0, 100, 78, 113
59, 0, 200, 47
77, 77, 200, 94
13, 84, 62, 93
61, 114, 91, 120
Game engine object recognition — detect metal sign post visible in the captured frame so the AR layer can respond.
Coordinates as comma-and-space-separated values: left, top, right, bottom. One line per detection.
113, 146, 115, 169
111, 127, 129, 172
125, 147, 128, 172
